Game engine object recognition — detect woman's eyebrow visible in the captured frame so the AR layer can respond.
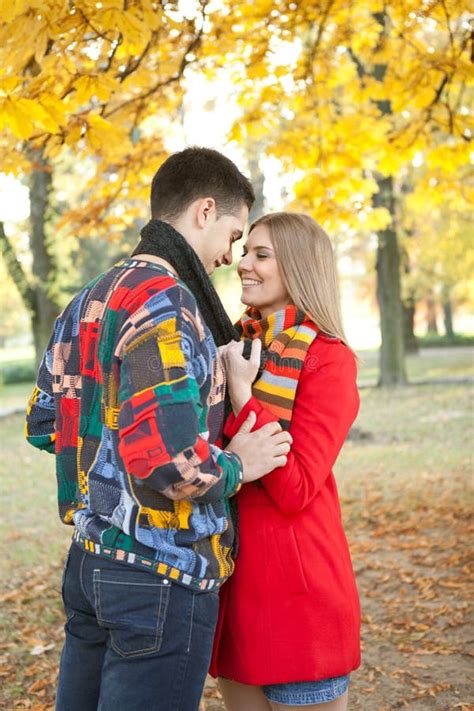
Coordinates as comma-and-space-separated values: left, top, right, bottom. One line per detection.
251, 244, 274, 251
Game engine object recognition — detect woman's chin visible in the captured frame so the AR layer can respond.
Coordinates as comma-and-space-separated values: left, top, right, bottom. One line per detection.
240, 294, 254, 307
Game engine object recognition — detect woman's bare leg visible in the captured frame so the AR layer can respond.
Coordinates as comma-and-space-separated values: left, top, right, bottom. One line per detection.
269, 690, 349, 711
217, 678, 272, 711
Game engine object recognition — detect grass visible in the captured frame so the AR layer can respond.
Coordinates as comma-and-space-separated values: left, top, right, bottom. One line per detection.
356, 346, 474, 386
336, 382, 473, 521
0, 381, 36, 410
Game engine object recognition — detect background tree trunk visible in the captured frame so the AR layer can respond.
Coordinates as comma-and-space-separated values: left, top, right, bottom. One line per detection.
425, 290, 439, 334
442, 286, 455, 339
0, 149, 60, 369
403, 297, 418, 353
29, 149, 59, 365
374, 175, 407, 384
372, 12, 407, 385
245, 139, 266, 221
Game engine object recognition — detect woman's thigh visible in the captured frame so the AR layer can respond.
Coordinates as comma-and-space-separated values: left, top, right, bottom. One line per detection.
218, 678, 272, 711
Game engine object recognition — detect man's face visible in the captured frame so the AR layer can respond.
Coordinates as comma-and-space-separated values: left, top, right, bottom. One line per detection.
201, 204, 249, 275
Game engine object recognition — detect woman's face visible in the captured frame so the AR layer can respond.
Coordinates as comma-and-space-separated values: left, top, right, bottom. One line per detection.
238, 224, 291, 318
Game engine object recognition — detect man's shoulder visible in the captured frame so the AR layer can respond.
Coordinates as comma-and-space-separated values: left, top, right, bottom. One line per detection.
111, 262, 210, 351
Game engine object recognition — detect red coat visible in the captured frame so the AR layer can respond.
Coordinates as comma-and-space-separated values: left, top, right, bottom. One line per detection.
209, 335, 361, 685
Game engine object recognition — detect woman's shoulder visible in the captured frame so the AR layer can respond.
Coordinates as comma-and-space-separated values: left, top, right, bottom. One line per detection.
304, 334, 357, 378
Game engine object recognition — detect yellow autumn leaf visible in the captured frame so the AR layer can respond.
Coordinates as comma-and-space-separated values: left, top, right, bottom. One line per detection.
39, 93, 67, 127
74, 75, 119, 105
85, 114, 130, 155
0, 96, 35, 138
64, 121, 84, 147
0, 76, 22, 94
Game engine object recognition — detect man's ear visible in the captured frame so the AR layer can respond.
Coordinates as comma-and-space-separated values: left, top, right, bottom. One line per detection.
195, 197, 217, 228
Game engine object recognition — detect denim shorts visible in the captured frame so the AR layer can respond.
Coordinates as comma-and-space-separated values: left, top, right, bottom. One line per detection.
262, 674, 350, 705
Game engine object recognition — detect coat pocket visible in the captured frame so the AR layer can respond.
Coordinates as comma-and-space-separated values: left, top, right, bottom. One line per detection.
273, 525, 308, 597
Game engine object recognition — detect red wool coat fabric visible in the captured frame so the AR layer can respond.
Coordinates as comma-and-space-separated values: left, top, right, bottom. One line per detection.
209, 335, 361, 685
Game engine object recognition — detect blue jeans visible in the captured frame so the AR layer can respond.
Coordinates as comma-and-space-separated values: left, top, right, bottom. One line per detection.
56, 542, 219, 711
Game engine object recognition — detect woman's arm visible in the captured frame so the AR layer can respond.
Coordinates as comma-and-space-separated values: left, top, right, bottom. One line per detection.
225, 344, 359, 515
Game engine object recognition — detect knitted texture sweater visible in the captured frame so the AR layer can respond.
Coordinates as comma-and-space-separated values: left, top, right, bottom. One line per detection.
25, 258, 243, 591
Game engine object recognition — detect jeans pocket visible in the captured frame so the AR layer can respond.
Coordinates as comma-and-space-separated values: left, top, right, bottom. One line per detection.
93, 568, 171, 657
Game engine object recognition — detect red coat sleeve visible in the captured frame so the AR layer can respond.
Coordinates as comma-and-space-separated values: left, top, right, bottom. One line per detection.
225, 343, 359, 516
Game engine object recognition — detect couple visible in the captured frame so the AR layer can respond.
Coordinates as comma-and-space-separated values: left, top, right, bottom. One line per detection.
25, 147, 360, 711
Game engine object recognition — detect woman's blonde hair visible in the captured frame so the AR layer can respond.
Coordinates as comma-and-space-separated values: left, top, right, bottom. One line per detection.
249, 212, 354, 352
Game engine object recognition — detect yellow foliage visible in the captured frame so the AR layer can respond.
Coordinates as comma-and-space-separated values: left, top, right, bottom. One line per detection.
0, 0, 470, 242
74, 76, 119, 105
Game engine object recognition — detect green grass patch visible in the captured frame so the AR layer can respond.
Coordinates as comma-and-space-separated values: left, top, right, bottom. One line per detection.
0, 381, 36, 410
416, 333, 474, 348
357, 346, 474, 386
0, 359, 36, 385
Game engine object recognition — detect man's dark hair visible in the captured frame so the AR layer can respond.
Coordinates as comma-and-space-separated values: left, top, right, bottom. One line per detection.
150, 147, 255, 220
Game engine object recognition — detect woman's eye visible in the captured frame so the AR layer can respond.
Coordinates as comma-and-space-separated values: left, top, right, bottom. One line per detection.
257, 254, 268, 259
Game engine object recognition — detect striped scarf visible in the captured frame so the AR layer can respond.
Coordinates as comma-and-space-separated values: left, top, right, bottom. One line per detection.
237, 305, 319, 430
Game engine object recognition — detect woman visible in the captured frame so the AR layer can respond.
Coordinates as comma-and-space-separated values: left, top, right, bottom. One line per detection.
210, 213, 361, 710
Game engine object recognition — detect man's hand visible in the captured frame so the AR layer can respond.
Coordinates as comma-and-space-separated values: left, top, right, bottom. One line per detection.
227, 412, 292, 483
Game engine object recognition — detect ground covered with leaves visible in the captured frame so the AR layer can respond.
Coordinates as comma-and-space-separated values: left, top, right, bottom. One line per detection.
1, 362, 472, 709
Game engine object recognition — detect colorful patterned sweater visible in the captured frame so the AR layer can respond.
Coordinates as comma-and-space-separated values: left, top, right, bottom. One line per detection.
25, 258, 243, 591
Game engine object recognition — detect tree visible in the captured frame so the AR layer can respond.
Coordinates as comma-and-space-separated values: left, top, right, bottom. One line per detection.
214, 0, 471, 382
0, 0, 210, 363
0, 0, 471, 376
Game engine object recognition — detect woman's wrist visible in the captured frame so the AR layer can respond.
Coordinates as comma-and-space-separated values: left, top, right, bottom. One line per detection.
230, 386, 252, 415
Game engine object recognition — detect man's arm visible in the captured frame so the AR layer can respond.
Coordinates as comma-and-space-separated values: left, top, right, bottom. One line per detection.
25, 331, 56, 453
118, 296, 243, 502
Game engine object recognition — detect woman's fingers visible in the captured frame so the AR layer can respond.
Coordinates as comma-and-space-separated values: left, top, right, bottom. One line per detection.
250, 338, 262, 368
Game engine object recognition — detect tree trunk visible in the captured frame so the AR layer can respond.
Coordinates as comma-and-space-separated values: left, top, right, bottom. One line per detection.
442, 287, 455, 339
426, 292, 439, 334
29, 149, 59, 367
374, 176, 407, 385
403, 297, 418, 353
372, 12, 407, 386
246, 145, 265, 221
0, 150, 59, 369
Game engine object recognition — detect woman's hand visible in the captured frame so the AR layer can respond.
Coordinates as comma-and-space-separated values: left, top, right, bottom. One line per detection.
220, 339, 262, 414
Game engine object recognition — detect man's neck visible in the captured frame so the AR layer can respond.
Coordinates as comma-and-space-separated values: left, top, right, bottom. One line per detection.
132, 253, 178, 276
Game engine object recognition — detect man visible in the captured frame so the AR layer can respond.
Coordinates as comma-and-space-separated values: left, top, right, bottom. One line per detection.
25, 147, 292, 711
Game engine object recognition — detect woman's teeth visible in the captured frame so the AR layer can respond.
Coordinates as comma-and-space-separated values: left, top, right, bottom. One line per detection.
242, 279, 262, 286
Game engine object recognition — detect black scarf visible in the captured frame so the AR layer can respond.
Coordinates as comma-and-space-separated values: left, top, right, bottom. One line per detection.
132, 219, 239, 347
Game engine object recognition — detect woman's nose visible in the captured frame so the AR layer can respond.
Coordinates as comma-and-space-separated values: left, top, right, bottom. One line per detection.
238, 254, 250, 271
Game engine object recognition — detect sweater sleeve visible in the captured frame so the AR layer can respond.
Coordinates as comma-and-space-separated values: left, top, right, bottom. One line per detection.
226, 344, 359, 515
25, 330, 56, 453
118, 294, 242, 503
